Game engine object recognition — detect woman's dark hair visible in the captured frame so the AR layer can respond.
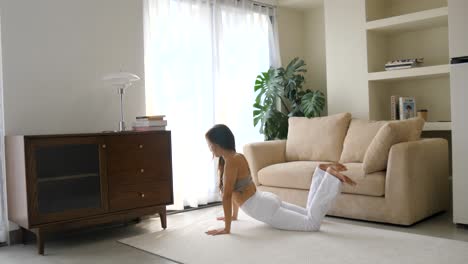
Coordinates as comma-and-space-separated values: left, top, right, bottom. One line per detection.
205, 124, 236, 192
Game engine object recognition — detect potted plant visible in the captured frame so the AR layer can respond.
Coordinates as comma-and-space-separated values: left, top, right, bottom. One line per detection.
253, 57, 325, 140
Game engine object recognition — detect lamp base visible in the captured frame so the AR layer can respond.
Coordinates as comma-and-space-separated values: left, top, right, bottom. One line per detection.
119, 121, 126, 132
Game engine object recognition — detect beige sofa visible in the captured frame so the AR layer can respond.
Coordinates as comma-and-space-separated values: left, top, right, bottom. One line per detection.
244, 113, 449, 226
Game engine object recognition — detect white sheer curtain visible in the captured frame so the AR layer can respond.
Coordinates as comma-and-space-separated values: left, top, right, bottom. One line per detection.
213, 0, 279, 151
144, 0, 279, 209
0, 16, 7, 243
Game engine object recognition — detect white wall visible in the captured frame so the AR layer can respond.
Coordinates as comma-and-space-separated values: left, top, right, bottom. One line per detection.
277, 6, 328, 114
304, 6, 327, 114
277, 7, 306, 66
0, 0, 145, 136
324, 0, 369, 118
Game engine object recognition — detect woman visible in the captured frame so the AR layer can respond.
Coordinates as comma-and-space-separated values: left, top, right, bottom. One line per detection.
205, 124, 356, 236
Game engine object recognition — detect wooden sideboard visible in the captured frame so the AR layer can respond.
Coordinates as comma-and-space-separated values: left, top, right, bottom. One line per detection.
5, 131, 173, 255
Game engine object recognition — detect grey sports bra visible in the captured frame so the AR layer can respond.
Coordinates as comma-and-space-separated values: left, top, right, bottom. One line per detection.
234, 175, 253, 193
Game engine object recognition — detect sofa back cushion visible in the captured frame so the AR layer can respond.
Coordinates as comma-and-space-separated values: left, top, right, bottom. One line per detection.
340, 119, 388, 163
363, 117, 425, 173
286, 113, 352, 162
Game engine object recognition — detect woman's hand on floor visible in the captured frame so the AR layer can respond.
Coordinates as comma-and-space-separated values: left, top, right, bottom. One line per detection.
216, 216, 237, 221
205, 228, 230, 236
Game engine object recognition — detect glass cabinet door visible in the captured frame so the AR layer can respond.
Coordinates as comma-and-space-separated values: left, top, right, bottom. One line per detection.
27, 136, 107, 224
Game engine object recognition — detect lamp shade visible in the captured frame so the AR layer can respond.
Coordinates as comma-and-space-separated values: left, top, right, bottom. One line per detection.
102, 72, 141, 86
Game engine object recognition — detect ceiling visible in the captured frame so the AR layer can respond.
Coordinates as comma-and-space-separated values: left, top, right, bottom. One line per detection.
277, 0, 323, 9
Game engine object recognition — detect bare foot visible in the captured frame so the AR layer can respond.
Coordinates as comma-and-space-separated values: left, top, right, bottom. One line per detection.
326, 167, 357, 186
319, 162, 348, 172
330, 162, 347, 172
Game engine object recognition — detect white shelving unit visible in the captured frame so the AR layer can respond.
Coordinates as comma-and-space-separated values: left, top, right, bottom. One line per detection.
368, 64, 449, 82
366, 7, 448, 34
365, 0, 451, 122
423, 121, 452, 131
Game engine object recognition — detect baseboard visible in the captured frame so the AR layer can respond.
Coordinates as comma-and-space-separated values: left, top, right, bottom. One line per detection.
6, 202, 222, 246
167, 202, 221, 215
6, 216, 144, 246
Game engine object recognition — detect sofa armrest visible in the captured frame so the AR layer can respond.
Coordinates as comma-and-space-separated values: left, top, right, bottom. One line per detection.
385, 138, 450, 225
243, 140, 287, 185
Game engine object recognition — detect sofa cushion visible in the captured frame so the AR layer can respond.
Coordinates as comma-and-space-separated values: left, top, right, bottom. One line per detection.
258, 161, 321, 190
286, 113, 352, 162
363, 117, 425, 174
340, 163, 385, 197
258, 162, 385, 197
340, 119, 388, 163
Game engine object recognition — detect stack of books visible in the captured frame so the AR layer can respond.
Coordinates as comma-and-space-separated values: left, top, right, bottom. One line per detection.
132, 115, 167, 131
385, 58, 424, 71
391, 95, 417, 120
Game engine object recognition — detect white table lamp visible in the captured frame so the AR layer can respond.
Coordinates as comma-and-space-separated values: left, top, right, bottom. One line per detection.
102, 72, 141, 132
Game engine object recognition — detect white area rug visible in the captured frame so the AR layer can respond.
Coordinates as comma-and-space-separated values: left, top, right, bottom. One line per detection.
119, 210, 468, 264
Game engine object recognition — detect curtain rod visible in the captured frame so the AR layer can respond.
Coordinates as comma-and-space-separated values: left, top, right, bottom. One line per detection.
194, 0, 276, 10
250, 0, 276, 9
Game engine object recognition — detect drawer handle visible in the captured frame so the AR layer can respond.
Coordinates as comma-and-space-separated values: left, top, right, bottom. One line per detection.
102, 144, 107, 149
140, 192, 145, 198
139, 144, 144, 149
140, 168, 145, 173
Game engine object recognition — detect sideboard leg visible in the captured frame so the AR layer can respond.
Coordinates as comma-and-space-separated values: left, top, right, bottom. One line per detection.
35, 229, 45, 255
20, 227, 27, 244
159, 207, 167, 229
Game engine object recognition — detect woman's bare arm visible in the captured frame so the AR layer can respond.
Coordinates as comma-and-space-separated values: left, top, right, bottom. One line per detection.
232, 200, 239, 220
206, 159, 237, 236
216, 200, 238, 221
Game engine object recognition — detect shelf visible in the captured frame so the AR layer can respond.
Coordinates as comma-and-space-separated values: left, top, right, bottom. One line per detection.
423, 122, 452, 131
368, 65, 449, 82
38, 173, 99, 183
366, 7, 448, 34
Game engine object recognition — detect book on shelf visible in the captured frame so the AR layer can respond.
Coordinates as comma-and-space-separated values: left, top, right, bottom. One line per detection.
385, 64, 414, 71
132, 119, 167, 127
132, 115, 167, 131
135, 115, 166, 121
385, 58, 424, 66
384, 58, 423, 71
399, 97, 416, 120
390, 95, 400, 120
132, 126, 166, 132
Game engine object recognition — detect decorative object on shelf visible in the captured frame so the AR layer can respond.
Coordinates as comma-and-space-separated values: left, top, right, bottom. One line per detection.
399, 97, 417, 120
385, 58, 424, 71
253, 57, 326, 140
390, 95, 400, 120
417, 109, 428, 121
102, 72, 141, 132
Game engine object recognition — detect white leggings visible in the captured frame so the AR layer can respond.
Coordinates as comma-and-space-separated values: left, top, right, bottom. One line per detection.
240, 167, 341, 231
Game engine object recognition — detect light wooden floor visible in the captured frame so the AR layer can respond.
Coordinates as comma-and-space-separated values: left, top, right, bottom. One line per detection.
0, 206, 467, 264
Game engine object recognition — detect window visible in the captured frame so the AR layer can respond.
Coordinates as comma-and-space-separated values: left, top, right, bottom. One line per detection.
144, 0, 280, 209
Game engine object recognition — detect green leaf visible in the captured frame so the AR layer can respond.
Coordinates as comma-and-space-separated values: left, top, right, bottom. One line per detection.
252, 57, 322, 140
301, 90, 325, 118
263, 110, 289, 140
254, 116, 262, 126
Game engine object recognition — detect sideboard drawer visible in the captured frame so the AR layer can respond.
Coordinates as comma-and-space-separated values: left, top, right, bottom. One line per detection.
106, 133, 171, 173
108, 165, 171, 186
109, 181, 173, 212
